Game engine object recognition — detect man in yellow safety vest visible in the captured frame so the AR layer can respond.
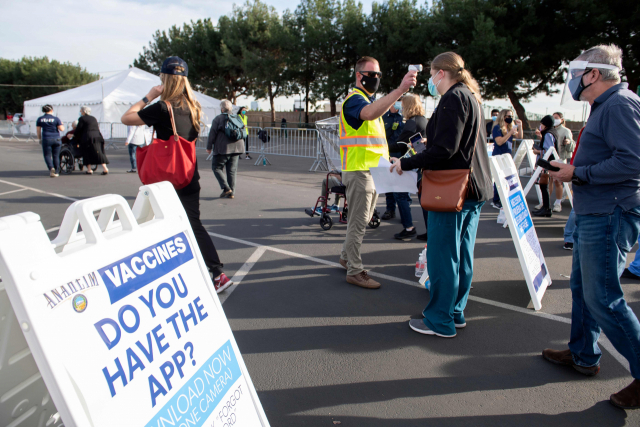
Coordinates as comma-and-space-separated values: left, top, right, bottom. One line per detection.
338, 56, 417, 289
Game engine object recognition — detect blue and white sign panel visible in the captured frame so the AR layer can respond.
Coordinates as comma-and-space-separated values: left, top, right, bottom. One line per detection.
0, 182, 269, 427
490, 155, 551, 310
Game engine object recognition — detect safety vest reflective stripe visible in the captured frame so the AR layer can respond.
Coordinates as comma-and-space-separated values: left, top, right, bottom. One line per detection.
339, 89, 389, 172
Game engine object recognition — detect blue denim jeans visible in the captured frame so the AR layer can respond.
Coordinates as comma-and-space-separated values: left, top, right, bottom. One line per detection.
564, 208, 576, 243
128, 144, 137, 170
422, 200, 485, 336
42, 138, 61, 171
569, 206, 640, 378
394, 193, 413, 229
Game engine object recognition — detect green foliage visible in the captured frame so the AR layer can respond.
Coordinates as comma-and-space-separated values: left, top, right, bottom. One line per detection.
0, 57, 98, 115
132, 0, 639, 126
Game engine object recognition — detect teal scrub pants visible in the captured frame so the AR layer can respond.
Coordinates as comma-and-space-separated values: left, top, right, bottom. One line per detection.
422, 200, 485, 336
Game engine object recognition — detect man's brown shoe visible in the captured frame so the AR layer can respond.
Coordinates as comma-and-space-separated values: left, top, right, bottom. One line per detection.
339, 258, 348, 270
610, 379, 640, 409
542, 348, 600, 376
346, 271, 380, 289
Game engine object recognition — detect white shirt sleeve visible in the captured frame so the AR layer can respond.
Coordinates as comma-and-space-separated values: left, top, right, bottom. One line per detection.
126, 126, 136, 144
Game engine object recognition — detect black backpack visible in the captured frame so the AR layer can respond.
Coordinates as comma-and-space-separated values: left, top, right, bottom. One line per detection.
257, 129, 270, 143
224, 113, 247, 142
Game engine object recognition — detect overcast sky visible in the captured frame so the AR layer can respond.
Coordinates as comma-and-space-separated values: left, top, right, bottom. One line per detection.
1, 0, 586, 120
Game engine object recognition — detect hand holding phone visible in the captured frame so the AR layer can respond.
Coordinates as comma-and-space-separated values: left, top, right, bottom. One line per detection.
409, 132, 423, 145
536, 158, 560, 172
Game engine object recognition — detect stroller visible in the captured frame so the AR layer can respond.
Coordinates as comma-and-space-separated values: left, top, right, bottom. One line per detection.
58, 139, 96, 174
305, 170, 381, 231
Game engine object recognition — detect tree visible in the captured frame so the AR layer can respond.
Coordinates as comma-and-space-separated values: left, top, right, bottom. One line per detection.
0, 57, 98, 117
239, 0, 294, 122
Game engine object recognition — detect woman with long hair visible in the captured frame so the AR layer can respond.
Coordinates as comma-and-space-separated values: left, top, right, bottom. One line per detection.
390, 52, 492, 338
121, 56, 233, 293
387, 93, 428, 240
490, 109, 523, 208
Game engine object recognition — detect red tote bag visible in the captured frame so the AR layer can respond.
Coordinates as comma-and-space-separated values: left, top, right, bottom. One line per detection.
137, 101, 196, 190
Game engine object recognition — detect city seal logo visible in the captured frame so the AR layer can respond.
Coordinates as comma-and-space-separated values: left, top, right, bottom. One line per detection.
72, 294, 88, 313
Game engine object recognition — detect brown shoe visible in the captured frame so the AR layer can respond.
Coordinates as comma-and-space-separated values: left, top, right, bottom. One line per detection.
542, 348, 600, 376
339, 258, 348, 270
346, 271, 380, 289
610, 379, 640, 409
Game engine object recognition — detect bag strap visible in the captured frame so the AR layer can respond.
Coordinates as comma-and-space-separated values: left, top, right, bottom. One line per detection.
165, 101, 179, 142
468, 102, 482, 172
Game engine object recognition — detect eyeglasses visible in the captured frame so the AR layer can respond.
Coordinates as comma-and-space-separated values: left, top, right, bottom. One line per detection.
358, 70, 382, 78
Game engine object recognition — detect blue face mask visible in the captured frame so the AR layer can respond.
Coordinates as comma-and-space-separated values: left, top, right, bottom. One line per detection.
394, 102, 402, 111
428, 71, 442, 97
568, 72, 593, 101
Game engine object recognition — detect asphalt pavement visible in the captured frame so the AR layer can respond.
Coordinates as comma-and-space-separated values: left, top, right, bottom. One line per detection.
1, 138, 639, 426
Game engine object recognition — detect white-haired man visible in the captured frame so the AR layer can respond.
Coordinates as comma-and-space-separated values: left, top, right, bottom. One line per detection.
544, 44, 640, 409
206, 100, 246, 198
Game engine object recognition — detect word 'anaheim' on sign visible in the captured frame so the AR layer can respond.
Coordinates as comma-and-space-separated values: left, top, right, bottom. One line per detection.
0, 183, 269, 427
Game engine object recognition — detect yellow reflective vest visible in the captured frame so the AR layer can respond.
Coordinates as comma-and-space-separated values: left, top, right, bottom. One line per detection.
339, 89, 389, 171
240, 113, 248, 127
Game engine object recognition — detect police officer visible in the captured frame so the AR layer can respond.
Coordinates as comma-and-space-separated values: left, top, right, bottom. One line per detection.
338, 56, 417, 289
381, 102, 404, 220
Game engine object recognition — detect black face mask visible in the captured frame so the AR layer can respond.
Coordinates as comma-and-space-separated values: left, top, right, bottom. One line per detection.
360, 74, 380, 94
504, 117, 513, 124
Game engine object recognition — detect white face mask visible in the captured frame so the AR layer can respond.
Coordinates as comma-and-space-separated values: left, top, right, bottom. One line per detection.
553, 119, 562, 127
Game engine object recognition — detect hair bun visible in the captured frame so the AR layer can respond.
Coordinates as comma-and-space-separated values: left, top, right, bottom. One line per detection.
458, 67, 464, 73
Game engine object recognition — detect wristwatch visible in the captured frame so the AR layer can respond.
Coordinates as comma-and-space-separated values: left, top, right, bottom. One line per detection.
571, 171, 586, 186
142, 96, 150, 104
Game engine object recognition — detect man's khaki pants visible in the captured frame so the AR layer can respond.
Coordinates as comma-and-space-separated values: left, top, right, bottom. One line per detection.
340, 170, 378, 276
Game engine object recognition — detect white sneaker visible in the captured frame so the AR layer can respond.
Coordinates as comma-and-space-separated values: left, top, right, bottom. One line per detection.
50, 168, 59, 178
534, 203, 543, 210
553, 203, 562, 213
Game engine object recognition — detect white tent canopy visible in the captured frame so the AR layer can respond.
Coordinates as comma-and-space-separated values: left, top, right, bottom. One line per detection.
23, 67, 224, 125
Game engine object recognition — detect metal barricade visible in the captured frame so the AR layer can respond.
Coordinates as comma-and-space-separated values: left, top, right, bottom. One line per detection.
99, 122, 117, 149
252, 127, 325, 171
0, 120, 13, 140
203, 126, 263, 161
110, 123, 128, 140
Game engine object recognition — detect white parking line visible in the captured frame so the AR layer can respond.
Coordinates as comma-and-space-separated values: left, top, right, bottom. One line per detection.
0, 188, 27, 197
208, 230, 629, 372
0, 179, 79, 202
218, 247, 267, 305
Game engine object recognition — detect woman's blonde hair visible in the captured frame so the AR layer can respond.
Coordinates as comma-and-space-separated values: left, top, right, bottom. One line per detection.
494, 109, 514, 136
160, 73, 202, 133
401, 93, 425, 119
430, 52, 482, 104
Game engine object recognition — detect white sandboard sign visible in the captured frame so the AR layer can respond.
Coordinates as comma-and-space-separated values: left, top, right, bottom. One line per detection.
521, 146, 573, 208
490, 154, 552, 310
0, 182, 269, 427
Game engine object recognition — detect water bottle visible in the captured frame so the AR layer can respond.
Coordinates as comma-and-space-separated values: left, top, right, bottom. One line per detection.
262, 157, 266, 166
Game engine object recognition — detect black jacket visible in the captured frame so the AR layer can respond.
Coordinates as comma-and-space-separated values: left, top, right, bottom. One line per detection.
388, 115, 428, 155
400, 82, 492, 201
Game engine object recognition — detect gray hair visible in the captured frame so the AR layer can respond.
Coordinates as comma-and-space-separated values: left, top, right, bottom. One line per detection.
80, 105, 92, 115
72, 120, 78, 128
220, 100, 233, 113
576, 44, 622, 83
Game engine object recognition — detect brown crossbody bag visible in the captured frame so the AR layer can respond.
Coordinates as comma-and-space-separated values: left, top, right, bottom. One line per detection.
420, 113, 481, 213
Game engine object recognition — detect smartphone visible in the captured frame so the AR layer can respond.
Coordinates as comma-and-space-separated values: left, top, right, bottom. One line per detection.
409, 132, 423, 145
536, 158, 560, 172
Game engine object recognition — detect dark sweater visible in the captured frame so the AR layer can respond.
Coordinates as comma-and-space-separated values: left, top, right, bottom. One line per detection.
400, 82, 492, 202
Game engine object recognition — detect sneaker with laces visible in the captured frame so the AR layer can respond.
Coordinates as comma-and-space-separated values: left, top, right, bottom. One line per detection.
563, 242, 573, 251
553, 203, 562, 212
534, 203, 543, 210
50, 168, 59, 178
394, 228, 417, 240
329, 204, 340, 213
213, 273, 233, 293
381, 210, 395, 220
346, 271, 380, 289
409, 319, 456, 337
491, 202, 502, 210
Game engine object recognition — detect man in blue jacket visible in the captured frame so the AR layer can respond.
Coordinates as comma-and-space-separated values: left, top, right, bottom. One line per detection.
545, 44, 640, 409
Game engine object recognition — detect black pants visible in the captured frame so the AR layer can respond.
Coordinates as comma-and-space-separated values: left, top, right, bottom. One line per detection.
540, 184, 550, 209
178, 191, 224, 277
